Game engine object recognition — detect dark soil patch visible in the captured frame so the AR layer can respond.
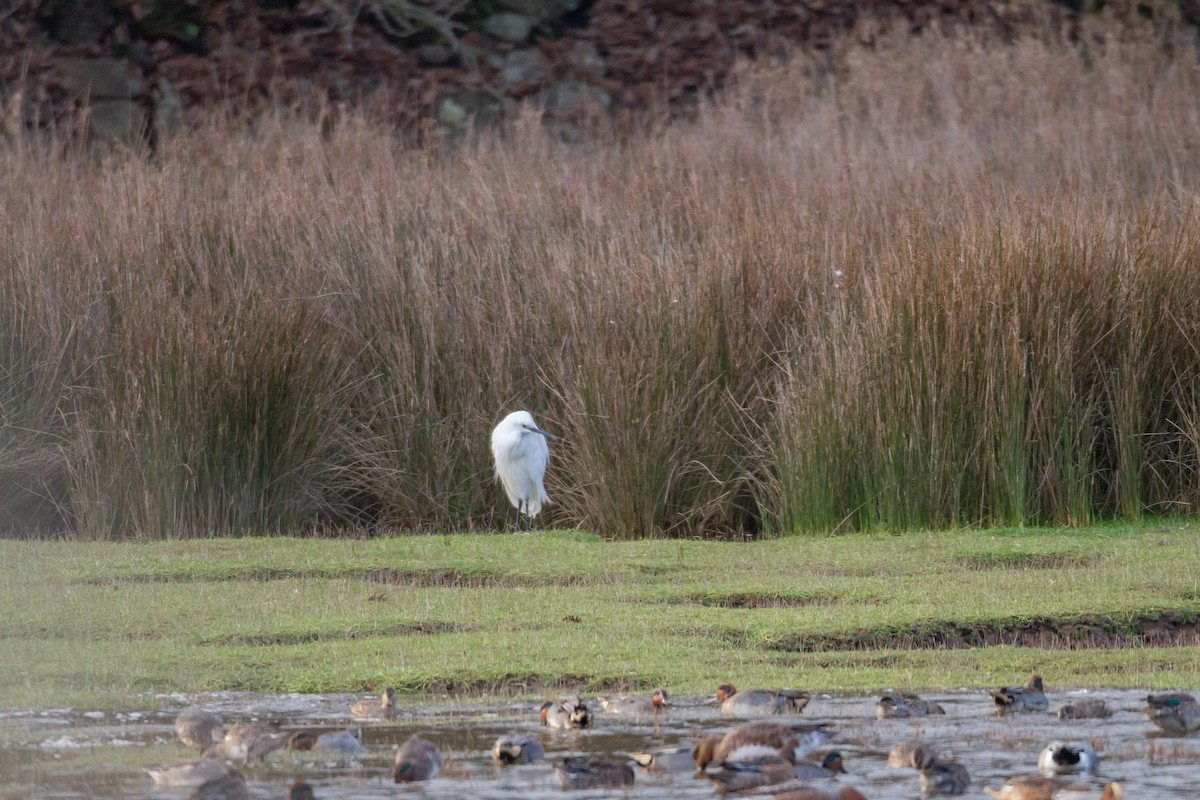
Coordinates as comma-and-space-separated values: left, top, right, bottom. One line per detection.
78, 567, 588, 588
767, 610, 1200, 652
202, 621, 461, 647
675, 591, 844, 608
359, 568, 587, 588
954, 552, 1104, 570
411, 673, 648, 697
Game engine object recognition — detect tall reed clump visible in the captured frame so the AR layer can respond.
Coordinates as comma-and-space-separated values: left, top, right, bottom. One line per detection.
758, 28, 1200, 532
2, 18, 1200, 538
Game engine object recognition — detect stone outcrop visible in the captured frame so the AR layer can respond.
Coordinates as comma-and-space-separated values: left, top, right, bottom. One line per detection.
0, 0, 1193, 144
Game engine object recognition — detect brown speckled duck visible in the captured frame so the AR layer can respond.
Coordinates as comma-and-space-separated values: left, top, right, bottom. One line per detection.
175, 709, 226, 753
540, 696, 591, 729
693, 720, 834, 771
393, 734, 441, 782
985, 776, 1121, 800
918, 756, 970, 796
876, 693, 945, 719
147, 758, 237, 788
706, 751, 847, 793
887, 739, 936, 769
1055, 698, 1112, 720
207, 723, 288, 763
350, 686, 396, 719
186, 771, 249, 800
716, 684, 811, 715
771, 787, 869, 800
555, 756, 635, 789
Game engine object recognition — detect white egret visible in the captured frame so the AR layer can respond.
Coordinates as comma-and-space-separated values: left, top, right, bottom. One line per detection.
491, 410, 557, 531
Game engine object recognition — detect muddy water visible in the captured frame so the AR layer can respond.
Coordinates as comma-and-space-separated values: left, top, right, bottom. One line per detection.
1, 690, 1196, 798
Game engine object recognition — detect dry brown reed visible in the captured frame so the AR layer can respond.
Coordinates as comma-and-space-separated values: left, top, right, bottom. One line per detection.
2, 21, 1199, 538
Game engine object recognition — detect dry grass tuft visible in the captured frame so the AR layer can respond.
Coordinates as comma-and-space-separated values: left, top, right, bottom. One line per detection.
2, 23, 1200, 538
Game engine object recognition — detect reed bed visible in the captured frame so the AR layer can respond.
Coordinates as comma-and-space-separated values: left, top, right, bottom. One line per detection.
2, 23, 1199, 539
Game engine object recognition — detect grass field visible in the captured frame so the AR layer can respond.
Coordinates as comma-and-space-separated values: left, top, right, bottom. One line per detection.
3, 522, 1199, 710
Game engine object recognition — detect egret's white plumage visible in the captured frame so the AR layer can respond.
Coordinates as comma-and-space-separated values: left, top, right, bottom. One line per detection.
491, 410, 556, 528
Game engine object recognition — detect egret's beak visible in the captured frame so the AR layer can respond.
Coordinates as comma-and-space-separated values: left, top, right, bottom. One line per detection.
533, 426, 558, 441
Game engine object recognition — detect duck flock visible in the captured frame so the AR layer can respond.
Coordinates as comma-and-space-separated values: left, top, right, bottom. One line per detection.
146, 677, 1200, 799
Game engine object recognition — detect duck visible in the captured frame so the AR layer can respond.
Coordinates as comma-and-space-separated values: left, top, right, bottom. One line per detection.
598, 687, 670, 716
287, 729, 363, 755
693, 720, 835, 770
629, 744, 697, 772
186, 771, 249, 800
1038, 742, 1098, 775
289, 780, 317, 800
393, 734, 440, 782
772, 789, 868, 800
175, 708, 226, 752
985, 776, 1121, 800
207, 723, 288, 763
539, 696, 591, 729
1051, 783, 1123, 800
704, 755, 797, 793
707, 752, 847, 793
887, 738, 936, 769
1145, 698, 1200, 734
147, 758, 237, 788
992, 676, 1048, 714
1146, 692, 1196, 710
350, 686, 396, 719
918, 757, 970, 796
554, 756, 635, 789
1055, 699, 1112, 720
876, 692, 945, 719
491, 733, 544, 764
716, 683, 811, 715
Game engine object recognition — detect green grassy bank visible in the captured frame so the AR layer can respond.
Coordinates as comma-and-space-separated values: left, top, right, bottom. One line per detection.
3, 523, 1199, 710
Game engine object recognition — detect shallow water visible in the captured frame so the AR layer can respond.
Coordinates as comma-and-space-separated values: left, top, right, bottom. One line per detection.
1, 689, 1196, 798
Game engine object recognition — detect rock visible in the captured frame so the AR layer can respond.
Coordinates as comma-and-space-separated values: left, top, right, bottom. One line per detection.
57, 58, 145, 100
40, 0, 114, 45
497, 0, 579, 23
565, 40, 606, 79
416, 44, 455, 66
540, 80, 611, 117
483, 13, 534, 44
436, 89, 508, 134
151, 77, 183, 143
501, 49, 548, 92
437, 97, 468, 130
86, 100, 146, 146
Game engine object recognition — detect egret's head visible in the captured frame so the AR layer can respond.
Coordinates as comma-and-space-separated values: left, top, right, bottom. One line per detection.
502, 410, 558, 440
